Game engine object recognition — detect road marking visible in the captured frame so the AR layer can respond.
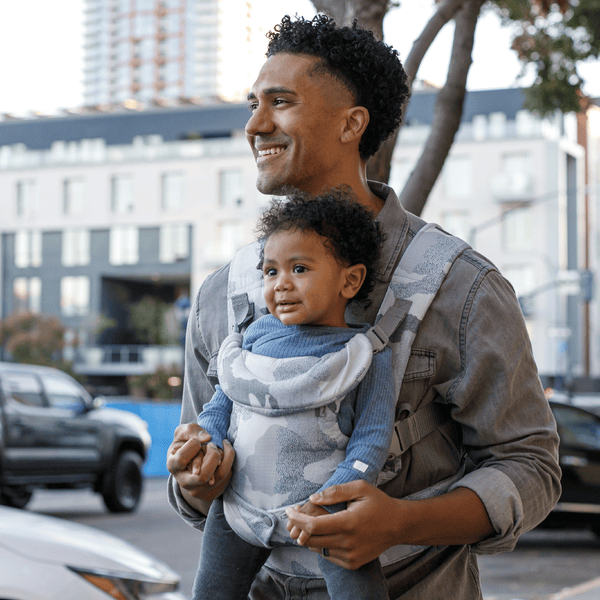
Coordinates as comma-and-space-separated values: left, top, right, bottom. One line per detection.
548, 577, 600, 599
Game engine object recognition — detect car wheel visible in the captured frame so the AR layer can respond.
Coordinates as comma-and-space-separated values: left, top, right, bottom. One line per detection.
1, 486, 33, 509
101, 450, 143, 513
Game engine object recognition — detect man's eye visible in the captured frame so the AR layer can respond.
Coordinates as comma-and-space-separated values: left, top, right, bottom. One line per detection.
248, 102, 258, 112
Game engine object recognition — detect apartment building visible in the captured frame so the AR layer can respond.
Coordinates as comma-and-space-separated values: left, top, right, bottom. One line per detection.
83, 0, 267, 107
0, 89, 597, 387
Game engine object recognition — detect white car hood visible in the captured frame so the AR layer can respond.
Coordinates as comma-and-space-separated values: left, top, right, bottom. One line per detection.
0, 506, 177, 581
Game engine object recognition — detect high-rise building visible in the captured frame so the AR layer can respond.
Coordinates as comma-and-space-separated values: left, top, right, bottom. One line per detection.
83, 0, 268, 107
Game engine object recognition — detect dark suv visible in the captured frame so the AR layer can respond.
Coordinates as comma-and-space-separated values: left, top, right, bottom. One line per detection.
0, 362, 150, 512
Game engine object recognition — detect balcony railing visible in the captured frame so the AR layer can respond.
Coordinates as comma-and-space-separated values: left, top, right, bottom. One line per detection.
70, 344, 184, 376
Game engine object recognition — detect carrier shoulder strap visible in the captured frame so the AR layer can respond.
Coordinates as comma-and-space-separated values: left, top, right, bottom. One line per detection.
379, 222, 469, 460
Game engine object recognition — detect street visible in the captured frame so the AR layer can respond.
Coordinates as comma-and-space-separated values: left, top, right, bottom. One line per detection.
26, 478, 600, 600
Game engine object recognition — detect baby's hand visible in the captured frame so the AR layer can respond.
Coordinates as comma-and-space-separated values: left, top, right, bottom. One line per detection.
286, 500, 328, 545
189, 442, 223, 485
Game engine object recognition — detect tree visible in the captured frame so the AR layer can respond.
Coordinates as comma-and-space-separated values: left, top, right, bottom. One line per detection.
0, 312, 74, 373
309, 0, 600, 216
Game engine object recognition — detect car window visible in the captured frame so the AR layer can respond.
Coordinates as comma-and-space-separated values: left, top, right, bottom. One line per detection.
41, 375, 86, 410
1, 373, 45, 408
552, 404, 600, 450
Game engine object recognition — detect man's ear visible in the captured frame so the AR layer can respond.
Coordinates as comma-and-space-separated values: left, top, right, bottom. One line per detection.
340, 106, 369, 144
341, 263, 367, 299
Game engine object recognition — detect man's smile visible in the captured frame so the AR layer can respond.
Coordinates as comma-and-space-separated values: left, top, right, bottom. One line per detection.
257, 146, 287, 159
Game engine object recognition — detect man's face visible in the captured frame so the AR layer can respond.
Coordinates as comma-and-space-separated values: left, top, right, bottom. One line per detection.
246, 53, 354, 195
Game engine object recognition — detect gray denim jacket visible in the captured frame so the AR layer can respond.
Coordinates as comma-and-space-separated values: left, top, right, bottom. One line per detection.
168, 183, 561, 598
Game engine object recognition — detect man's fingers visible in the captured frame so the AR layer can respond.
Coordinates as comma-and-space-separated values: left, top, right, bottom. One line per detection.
167, 437, 205, 474
309, 481, 365, 507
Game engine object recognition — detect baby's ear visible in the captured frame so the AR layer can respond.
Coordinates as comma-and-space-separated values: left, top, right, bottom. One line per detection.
342, 264, 367, 299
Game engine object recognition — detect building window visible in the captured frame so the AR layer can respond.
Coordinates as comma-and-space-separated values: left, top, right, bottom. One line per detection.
219, 169, 244, 209
111, 174, 134, 213
220, 221, 246, 259
502, 264, 536, 298
109, 225, 139, 265
441, 211, 470, 242
13, 277, 41, 313
502, 205, 534, 252
63, 178, 86, 214
62, 229, 91, 266
14, 230, 42, 268
500, 152, 533, 196
16, 180, 38, 217
161, 172, 184, 211
160, 223, 189, 263
443, 156, 472, 198
61, 276, 90, 316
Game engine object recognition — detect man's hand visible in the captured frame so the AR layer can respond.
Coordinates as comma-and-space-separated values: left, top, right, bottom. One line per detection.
285, 480, 399, 570
285, 480, 494, 571
166, 423, 235, 507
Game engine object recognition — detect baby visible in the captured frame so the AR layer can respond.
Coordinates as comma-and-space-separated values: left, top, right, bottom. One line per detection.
190, 190, 395, 600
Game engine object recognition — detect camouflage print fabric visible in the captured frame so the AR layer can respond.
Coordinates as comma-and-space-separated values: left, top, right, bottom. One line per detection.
218, 331, 373, 548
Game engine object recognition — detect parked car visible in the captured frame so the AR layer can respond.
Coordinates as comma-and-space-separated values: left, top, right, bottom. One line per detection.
0, 504, 186, 600
541, 399, 600, 537
0, 362, 151, 512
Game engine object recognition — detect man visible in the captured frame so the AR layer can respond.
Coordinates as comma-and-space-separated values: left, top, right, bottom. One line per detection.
167, 14, 561, 599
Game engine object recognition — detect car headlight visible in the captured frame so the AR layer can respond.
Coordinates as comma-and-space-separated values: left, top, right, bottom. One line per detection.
68, 567, 180, 600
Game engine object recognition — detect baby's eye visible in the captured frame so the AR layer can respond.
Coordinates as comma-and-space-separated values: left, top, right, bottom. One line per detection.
264, 268, 277, 277
293, 265, 307, 274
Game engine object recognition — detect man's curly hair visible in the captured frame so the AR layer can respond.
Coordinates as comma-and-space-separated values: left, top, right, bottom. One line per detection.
256, 189, 385, 304
266, 14, 411, 160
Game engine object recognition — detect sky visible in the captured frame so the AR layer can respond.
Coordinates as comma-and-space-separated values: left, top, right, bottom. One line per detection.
0, 0, 598, 117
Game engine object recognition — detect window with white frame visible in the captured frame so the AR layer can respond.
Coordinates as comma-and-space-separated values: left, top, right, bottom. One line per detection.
63, 177, 86, 215
62, 229, 91, 266
502, 204, 534, 252
14, 230, 42, 268
219, 221, 246, 260
109, 225, 139, 265
441, 211, 470, 242
219, 169, 244, 209
16, 180, 39, 217
111, 174, 134, 213
13, 277, 41, 313
159, 223, 189, 263
61, 276, 90, 316
500, 152, 533, 196
161, 172, 184, 211
502, 264, 536, 298
443, 156, 472, 198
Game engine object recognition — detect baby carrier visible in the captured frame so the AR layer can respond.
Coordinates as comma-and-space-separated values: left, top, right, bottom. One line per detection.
222, 222, 470, 574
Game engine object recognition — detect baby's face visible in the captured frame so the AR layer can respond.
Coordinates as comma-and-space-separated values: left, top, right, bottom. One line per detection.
262, 229, 351, 328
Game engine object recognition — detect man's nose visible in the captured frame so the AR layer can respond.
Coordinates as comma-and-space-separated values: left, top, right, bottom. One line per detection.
245, 103, 274, 138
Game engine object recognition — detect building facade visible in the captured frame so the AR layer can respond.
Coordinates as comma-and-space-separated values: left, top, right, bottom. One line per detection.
0, 89, 598, 388
83, 0, 266, 107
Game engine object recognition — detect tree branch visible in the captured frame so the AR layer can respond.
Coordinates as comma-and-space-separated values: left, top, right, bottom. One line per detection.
366, 0, 465, 184
399, 0, 485, 216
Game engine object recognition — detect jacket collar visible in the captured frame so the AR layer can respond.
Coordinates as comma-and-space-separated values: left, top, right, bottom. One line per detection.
368, 181, 410, 282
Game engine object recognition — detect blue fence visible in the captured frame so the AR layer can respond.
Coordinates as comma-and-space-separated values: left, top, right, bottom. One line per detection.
104, 400, 181, 477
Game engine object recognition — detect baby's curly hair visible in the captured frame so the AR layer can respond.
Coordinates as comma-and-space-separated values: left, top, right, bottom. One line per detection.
266, 14, 411, 160
256, 189, 385, 303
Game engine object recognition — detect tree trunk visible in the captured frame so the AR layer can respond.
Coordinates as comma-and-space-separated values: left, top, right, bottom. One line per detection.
311, 0, 389, 38
399, 0, 485, 216
366, 0, 466, 186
